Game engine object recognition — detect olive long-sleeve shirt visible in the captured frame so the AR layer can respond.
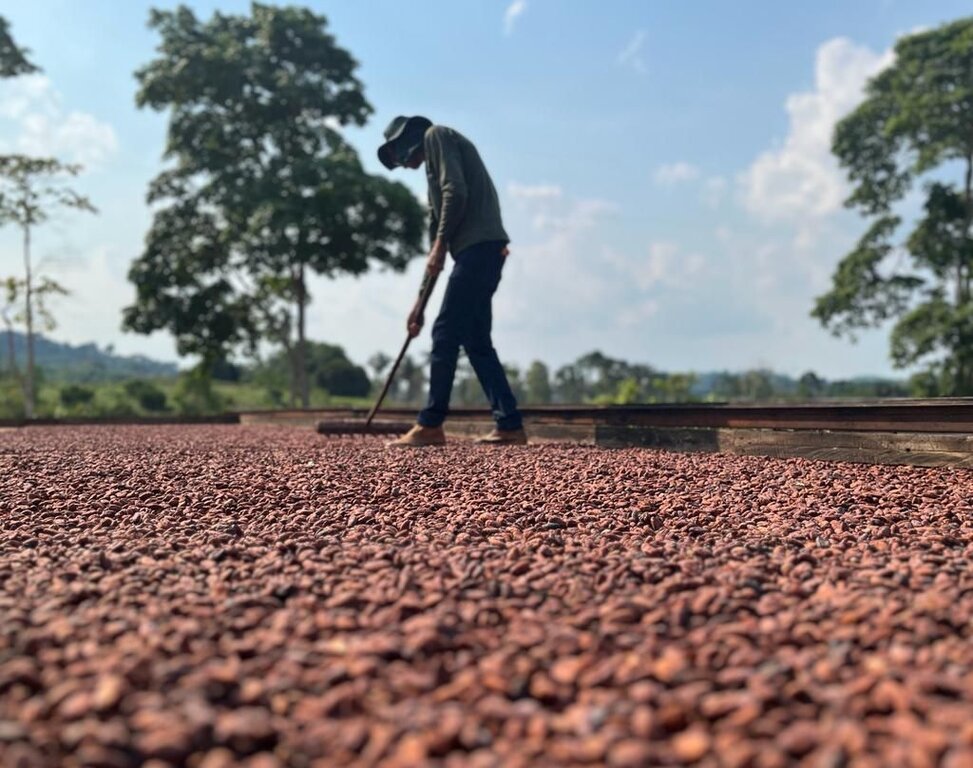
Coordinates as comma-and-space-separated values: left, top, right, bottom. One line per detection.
424, 125, 509, 255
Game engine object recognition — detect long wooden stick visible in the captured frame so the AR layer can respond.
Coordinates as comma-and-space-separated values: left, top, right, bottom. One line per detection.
365, 268, 440, 428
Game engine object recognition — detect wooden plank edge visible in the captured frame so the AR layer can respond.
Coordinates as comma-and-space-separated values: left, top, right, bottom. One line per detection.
444, 421, 596, 444
593, 425, 973, 468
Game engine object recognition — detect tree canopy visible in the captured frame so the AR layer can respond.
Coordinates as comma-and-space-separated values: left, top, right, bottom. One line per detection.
0, 16, 38, 77
123, 3, 425, 405
813, 18, 973, 394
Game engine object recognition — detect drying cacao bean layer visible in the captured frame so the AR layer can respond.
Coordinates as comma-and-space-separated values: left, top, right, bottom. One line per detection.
2, 425, 972, 767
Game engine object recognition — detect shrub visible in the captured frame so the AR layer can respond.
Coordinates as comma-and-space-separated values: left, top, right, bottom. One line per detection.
315, 363, 370, 398
123, 380, 168, 412
59, 384, 95, 408
211, 358, 243, 382
173, 368, 224, 415
0, 375, 25, 419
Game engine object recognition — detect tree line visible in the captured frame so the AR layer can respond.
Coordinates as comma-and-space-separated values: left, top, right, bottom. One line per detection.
198, 344, 914, 408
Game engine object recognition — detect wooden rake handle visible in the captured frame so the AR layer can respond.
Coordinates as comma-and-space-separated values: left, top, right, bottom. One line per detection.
365, 268, 441, 428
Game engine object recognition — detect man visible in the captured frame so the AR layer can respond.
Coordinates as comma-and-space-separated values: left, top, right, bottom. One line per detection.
378, 115, 527, 447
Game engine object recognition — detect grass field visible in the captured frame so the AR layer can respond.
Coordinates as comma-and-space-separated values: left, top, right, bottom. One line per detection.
0, 376, 379, 420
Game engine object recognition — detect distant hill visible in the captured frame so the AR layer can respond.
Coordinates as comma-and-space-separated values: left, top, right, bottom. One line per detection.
1, 331, 178, 383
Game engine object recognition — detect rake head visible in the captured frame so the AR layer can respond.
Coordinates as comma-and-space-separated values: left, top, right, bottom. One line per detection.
316, 419, 413, 437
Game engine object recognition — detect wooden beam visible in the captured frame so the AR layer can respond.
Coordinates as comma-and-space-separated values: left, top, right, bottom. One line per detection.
594, 425, 973, 468
237, 401, 973, 433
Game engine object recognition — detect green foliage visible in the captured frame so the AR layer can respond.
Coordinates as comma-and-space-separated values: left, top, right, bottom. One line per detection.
524, 360, 552, 404
812, 217, 922, 338
738, 369, 775, 401
553, 351, 698, 404
59, 384, 94, 408
211, 358, 243, 382
124, 4, 426, 404
612, 378, 641, 405
797, 371, 825, 399
123, 379, 168, 411
0, 16, 38, 78
908, 369, 943, 397
173, 366, 225, 415
392, 354, 427, 405
816, 18, 973, 394
309, 343, 370, 397
0, 157, 97, 227
4, 276, 70, 335
367, 352, 392, 382
0, 373, 24, 418
316, 364, 369, 398
252, 341, 370, 400
504, 364, 526, 405
2, 344, 921, 419
450, 356, 482, 406
440, 356, 527, 408
553, 363, 585, 404
0, 374, 374, 420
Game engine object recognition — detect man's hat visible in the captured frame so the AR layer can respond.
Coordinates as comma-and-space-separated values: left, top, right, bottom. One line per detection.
378, 115, 432, 170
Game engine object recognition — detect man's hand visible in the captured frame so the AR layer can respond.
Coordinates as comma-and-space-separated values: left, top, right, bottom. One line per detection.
426, 238, 447, 275
407, 304, 424, 338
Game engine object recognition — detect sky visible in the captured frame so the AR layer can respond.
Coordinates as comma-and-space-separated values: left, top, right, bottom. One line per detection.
1, 0, 970, 380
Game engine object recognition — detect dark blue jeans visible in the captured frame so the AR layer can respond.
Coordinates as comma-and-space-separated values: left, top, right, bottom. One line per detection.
418, 240, 523, 431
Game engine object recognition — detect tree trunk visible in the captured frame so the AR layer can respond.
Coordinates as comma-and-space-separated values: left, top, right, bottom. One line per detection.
3, 324, 16, 379
23, 222, 35, 419
286, 332, 298, 408
296, 263, 309, 408
961, 151, 973, 394
278, 334, 297, 408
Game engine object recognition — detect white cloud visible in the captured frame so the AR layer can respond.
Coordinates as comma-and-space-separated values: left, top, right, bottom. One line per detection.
508, 182, 562, 200
654, 162, 700, 185
702, 176, 728, 207
504, 0, 527, 36
617, 299, 660, 329
740, 38, 893, 221
494, 186, 619, 340
507, 183, 613, 237
0, 74, 118, 168
604, 241, 706, 292
641, 241, 677, 289
617, 30, 647, 74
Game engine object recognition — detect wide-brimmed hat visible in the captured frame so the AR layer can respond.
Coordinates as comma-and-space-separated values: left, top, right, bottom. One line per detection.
378, 115, 432, 170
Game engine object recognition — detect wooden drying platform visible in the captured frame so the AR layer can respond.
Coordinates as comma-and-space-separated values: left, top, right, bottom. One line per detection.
234, 399, 973, 469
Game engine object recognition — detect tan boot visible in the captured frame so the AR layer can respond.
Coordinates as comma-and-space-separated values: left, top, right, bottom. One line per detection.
386, 424, 446, 448
475, 427, 528, 446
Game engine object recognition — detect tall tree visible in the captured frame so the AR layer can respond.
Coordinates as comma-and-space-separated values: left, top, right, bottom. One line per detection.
3, 275, 69, 383
394, 354, 426, 404
367, 351, 392, 386
0, 157, 95, 417
524, 360, 552, 404
813, 18, 973, 395
0, 16, 38, 77
797, 370, 825, 399
125, 4, 425, 406
0, 15, 39, 399
255, 340, 370, 398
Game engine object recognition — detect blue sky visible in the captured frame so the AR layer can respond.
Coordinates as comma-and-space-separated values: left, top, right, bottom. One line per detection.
1, 0, 971, 379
